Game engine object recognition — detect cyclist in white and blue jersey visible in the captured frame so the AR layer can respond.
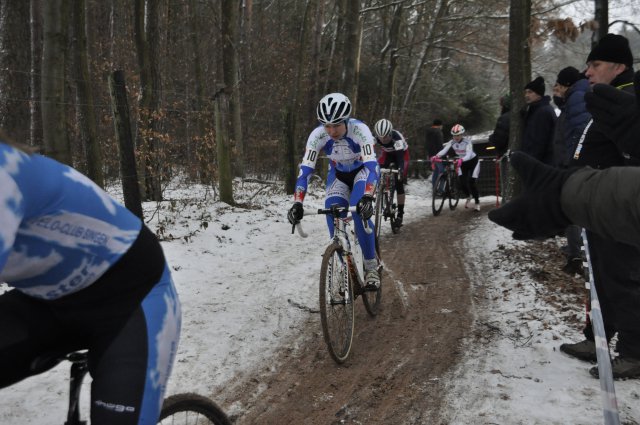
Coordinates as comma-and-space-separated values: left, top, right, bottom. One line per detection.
0, 135, 181, 425
287, 93, 381, 290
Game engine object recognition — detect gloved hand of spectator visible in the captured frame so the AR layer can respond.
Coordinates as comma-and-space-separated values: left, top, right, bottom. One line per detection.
287, 202, 304, 225
488, 152, 576, 240
356, 195, 374, 220
585, 70, 640, 160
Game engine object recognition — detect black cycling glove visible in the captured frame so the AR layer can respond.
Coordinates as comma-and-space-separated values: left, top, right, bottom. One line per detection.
584, 70, 640, 160
287, 202, 304, 225
488, 152, 575, 240
356, 195, 374, 220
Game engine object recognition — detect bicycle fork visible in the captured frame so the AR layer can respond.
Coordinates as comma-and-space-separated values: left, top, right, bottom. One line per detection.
330, 253, 354, 306
66, 355, 89, 425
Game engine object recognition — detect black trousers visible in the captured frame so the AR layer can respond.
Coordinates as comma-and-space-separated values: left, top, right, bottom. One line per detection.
583, 230, 640, 358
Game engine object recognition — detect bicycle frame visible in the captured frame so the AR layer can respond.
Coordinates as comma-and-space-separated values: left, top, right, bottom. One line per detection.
432, 158, 460, 215
375, 167, 400, 234
66, 352, 89, 425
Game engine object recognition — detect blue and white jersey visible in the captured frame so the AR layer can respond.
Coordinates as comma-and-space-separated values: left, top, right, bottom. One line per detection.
0, 142, 142, 300
294, 118, 379, 201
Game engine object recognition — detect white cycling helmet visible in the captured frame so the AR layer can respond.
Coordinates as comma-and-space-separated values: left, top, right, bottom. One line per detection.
317, 93, 352, 125
450, 124, 465, 136
374, 119, 393, 138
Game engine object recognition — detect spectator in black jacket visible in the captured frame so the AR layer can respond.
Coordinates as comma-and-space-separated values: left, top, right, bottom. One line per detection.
520, 76, 557, 164
559, 34, 638, 378
488, 94, 510, 158
551, 66, 591, 276
426, 119, 445, 192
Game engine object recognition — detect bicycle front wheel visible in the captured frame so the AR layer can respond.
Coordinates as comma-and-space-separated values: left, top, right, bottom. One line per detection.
158, 393, 231, 425
432, 174, 446, 216
319, 243, 355, 364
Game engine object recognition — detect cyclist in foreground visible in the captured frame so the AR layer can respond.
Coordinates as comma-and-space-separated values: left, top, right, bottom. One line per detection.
0, 134, 181, 425
433, 124, 481, 211
373, 118, 409, 226
287, 93, 381, 290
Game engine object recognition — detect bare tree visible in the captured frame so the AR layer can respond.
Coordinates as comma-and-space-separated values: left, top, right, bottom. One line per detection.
221, 0, 244, 178
506, 0, 532, 199
134, 0, 163, 201
0, 2, 30, 144
41, 0, 71, 164
72, 0, 104, 187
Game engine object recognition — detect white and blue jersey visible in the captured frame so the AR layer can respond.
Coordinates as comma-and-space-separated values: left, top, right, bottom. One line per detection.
294, 118, 379, 202
0, 141, 181, 425
0, 142, 141, 300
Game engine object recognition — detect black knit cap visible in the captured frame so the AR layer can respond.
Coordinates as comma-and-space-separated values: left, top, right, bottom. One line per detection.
524, 76, 545, 96
556, 66, 582, 87
586, 33, 633, 67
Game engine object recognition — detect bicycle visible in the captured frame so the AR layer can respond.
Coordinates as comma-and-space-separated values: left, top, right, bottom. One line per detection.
30, 350, 231, 425
431, 157, 460, 216
374, 166, 401, 236
295, 205, 383, 364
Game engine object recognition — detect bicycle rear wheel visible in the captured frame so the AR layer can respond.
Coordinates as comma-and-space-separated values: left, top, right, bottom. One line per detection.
319, 243, 355, 364
448, 176, 460, 209
432, 174, 446, 216
158, 393, 231, 425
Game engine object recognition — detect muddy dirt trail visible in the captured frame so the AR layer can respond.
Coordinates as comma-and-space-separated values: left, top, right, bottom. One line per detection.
221, 207, 486, 425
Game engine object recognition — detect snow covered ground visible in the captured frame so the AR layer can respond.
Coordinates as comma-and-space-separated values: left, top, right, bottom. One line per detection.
1, 177, 638, 424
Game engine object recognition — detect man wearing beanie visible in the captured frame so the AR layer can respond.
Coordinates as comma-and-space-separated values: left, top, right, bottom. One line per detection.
550, 66, 590, 276
559, 33, 640, 380
520, 76, 556, 164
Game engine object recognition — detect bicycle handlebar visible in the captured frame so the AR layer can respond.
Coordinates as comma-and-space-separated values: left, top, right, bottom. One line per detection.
293, 205, 373, 237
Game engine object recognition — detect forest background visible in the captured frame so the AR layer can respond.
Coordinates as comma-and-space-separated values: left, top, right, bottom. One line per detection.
0, 0, 639, 211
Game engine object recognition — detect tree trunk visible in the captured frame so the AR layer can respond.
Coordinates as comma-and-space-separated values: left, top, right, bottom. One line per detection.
0, 2, 30, 144
108, 71, 143, 219
221, 0, 244, 178
284, 0, 313, 195
41, 0, 71, 164
134, 0, 162, 201
215, 92, 235, 205
341, 0, 360, 105
506, 0, 532, 200
73, 0, 104, 187
382, 4, 403, 118
30, 0, 43, 148
593, 0, 609, 46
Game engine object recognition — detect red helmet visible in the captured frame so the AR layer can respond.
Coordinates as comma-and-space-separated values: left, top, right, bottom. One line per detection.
450, 124, 465, 136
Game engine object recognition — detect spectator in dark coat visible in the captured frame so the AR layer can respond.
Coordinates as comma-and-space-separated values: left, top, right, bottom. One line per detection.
551, 66, 592, 276
488, 94, 510, 157
426, 119, 445, 191
559, 33, 640, 380
520, 76, 557, 164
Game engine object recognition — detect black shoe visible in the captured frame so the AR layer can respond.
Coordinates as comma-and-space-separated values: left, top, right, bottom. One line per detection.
589, 356, 640, 379
560, 340, 597, 362
396, 215, 403, 226
562, 258, 583, 276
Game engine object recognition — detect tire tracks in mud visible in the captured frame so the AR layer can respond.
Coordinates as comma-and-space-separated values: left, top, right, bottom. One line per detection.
222, 210, 481, 425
